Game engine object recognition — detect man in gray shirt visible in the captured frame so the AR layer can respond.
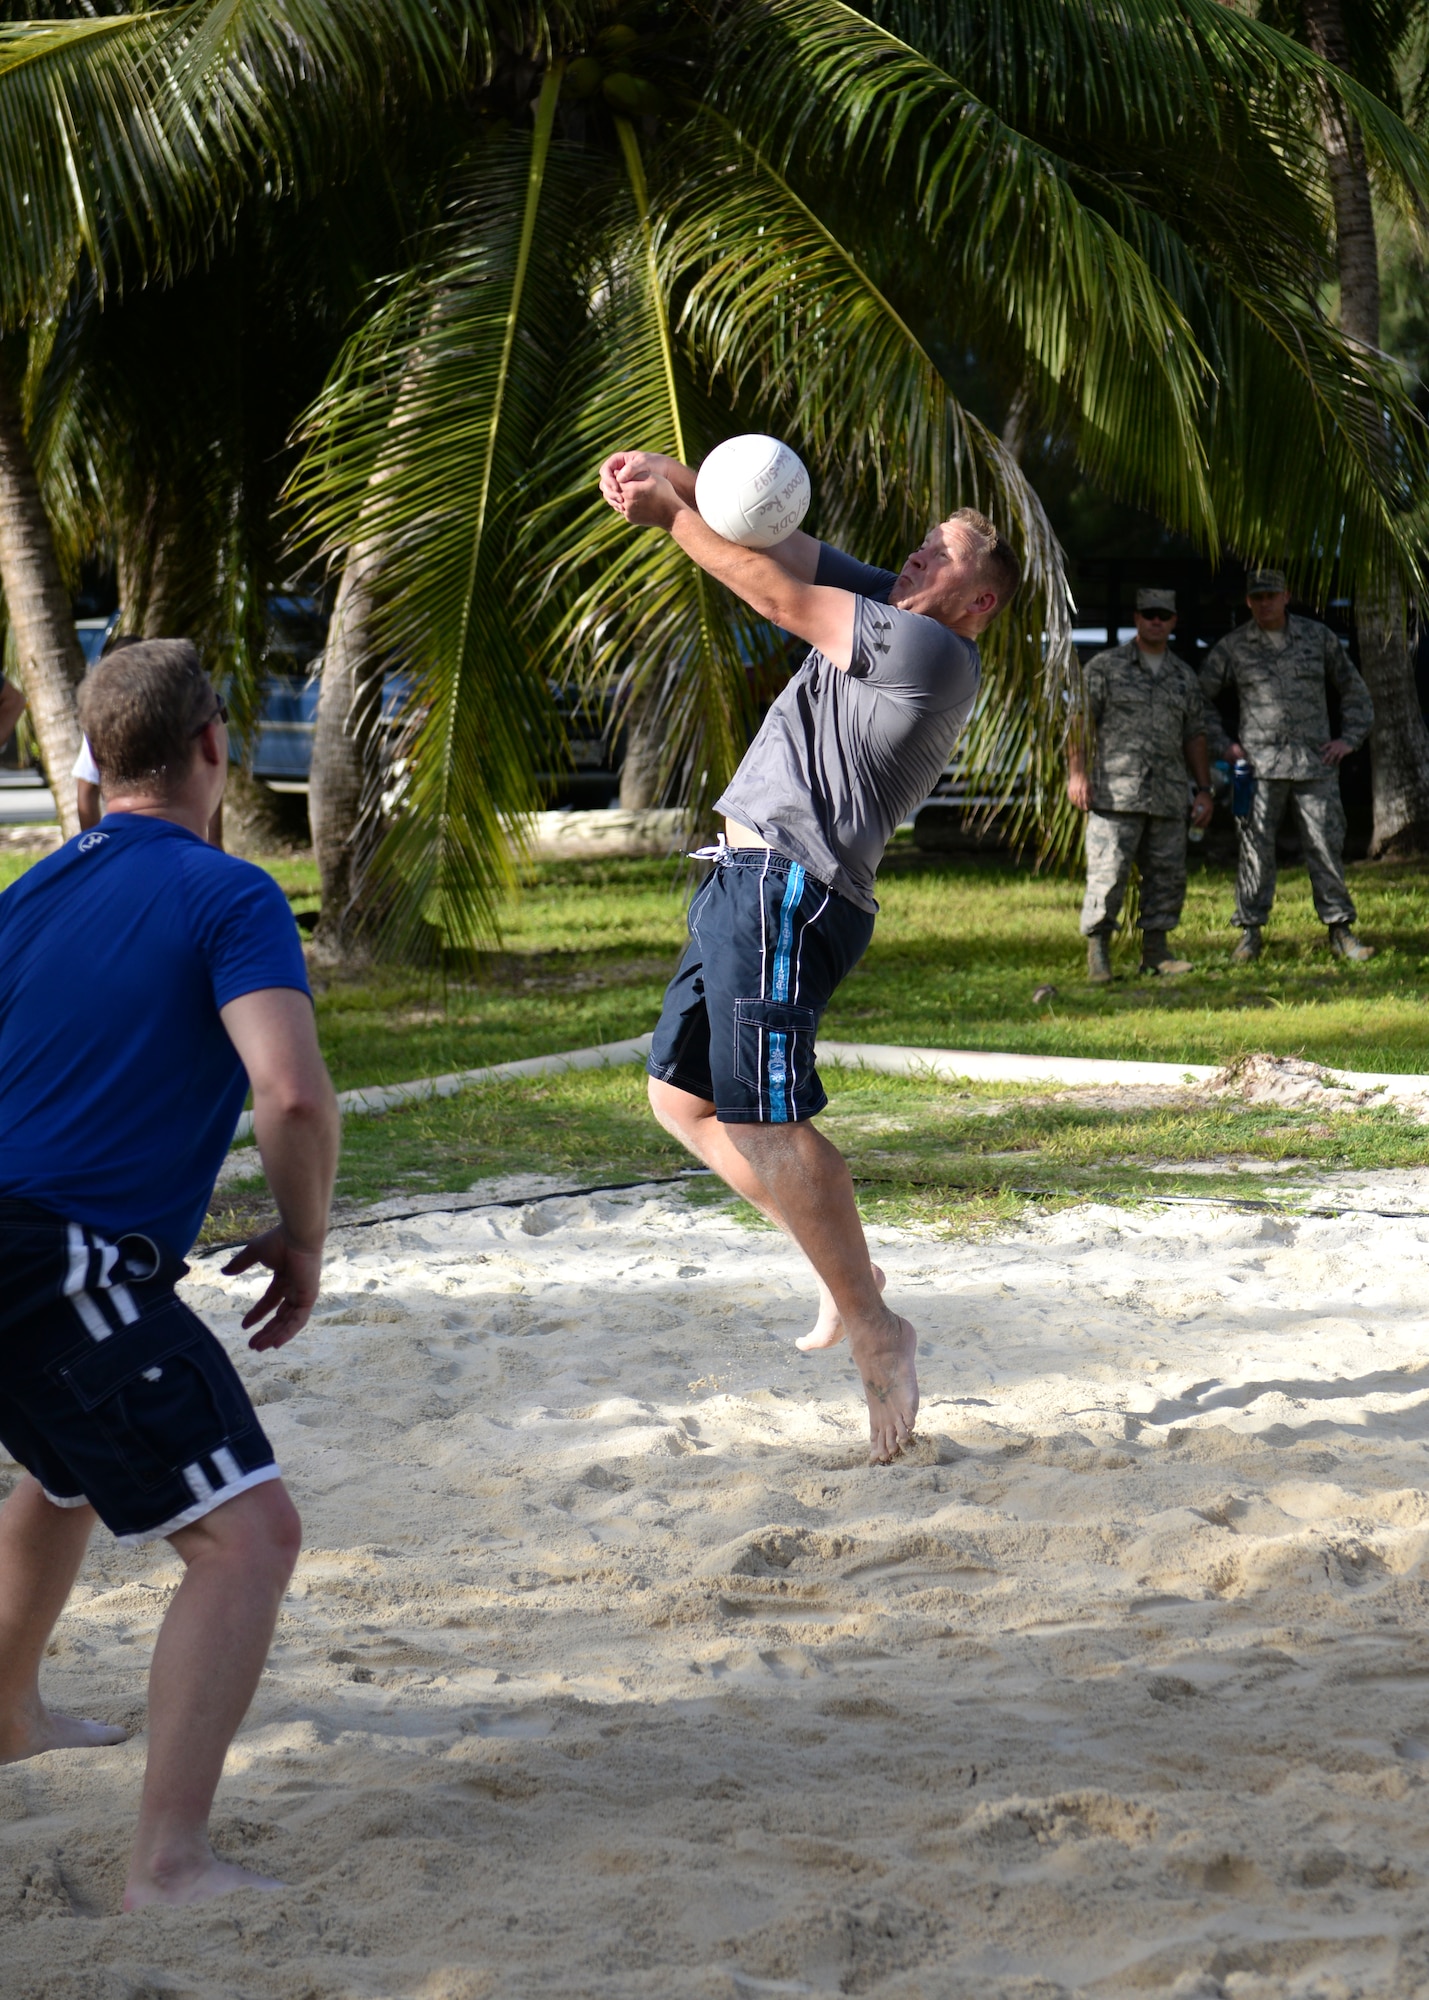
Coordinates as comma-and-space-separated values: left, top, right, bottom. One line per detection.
599, 447, 1018, 1463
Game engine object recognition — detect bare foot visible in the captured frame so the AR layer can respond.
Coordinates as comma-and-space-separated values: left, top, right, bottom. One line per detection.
0, 1709, 127, 1765
124, 1854, 285, 1910
847, 1310, 919, 1464
796, 1264, 886, 1352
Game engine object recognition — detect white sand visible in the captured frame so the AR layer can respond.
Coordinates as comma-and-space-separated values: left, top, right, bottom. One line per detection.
6, 1177, 1429, 1999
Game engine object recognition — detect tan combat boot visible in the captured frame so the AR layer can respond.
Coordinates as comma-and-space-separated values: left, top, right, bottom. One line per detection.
1231, 926, 1262, 963
1328, 924, 1374, 962
1086, 934, 1113, 984
1140, 929, 1192, 976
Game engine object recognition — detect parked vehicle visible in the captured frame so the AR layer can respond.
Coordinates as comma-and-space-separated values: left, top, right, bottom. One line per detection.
76, 613, 119, 666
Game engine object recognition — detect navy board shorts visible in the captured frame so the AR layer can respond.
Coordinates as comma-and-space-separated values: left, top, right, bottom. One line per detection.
0, 1198, 279, 1544
648, 845, 875, 1123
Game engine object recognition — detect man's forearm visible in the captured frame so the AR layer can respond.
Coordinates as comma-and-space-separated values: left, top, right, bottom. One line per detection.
669, 501, 813, 629
251, 1086, 339, 1253
671, 461, 820, 580
643, 454, 699, 507
1186, 735, 1210, 789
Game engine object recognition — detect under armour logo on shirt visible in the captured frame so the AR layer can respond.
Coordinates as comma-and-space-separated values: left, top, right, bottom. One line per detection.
78, 832, 108, 853
868, 614, 892, 655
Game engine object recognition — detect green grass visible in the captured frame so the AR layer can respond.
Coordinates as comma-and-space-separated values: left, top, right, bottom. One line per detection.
829, 843, 1429, 1075
13, 841, 1429, 1087
204, 1061, 1429, 1246
283, 845, 1429, 1093
9, 837, 1429, 1235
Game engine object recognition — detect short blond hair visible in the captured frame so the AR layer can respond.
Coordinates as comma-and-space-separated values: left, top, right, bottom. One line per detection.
949, 507, 1021, 608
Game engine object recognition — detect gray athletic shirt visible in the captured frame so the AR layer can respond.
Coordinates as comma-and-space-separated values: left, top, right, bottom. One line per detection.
714, 544, 981, 912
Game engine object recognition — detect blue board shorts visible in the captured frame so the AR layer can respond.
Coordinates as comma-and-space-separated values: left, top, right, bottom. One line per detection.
0, 1199, 279, 1545
647, 846, 875, 1123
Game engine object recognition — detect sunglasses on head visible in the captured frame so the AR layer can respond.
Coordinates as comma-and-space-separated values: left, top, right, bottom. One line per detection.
190, 696, 229, 737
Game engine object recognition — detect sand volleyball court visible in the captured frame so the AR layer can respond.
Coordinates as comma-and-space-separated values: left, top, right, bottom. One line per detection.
4, 1171, 1429, 1998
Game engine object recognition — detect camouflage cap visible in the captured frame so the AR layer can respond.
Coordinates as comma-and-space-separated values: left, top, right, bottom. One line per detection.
1135, 586, 1176, 613
1246, 567, 1287, 595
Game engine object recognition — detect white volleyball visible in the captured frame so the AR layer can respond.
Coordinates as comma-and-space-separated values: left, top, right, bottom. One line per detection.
694, 434, 811, 549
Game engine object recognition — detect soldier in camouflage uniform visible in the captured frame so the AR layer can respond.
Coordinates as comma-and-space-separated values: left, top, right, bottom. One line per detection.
1068, 588, 1213, 984
1199, 569, 1374, 963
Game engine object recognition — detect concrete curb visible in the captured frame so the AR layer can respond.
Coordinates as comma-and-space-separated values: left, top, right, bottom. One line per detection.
227, 1033, 1429, 1153
817, 1042, 1429, 1103
817, 1042, 1217, 1089
229, 1034, 656, 1145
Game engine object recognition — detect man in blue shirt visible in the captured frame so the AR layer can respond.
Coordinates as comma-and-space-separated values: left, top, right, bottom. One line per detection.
0, 640, 339, 1910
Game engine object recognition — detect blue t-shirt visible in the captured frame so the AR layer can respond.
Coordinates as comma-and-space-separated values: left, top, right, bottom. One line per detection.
0, 814, 311, 1256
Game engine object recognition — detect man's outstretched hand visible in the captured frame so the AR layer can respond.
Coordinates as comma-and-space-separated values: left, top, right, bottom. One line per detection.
223, 1229, 324, 1351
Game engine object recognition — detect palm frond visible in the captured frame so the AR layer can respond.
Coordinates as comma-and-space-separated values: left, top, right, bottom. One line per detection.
0, 2, 592, 329
521, 116, 764, 827
0, 14, 210, 323
649, 115, 1081, 862
1204, 287, 1429, 602
290, 70, 582, 951
867, 0, 1429, 225
713, 0, 1429, 606
707, 3, 1220, 547
159, 0, 534, 193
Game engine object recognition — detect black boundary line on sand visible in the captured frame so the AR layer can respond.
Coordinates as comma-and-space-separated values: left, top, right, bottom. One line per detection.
195, 1168, 717, 1255
195, 1170, 1429, 1258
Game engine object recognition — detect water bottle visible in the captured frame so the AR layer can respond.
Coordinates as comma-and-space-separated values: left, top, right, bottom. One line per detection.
1232, 759, 1254, 820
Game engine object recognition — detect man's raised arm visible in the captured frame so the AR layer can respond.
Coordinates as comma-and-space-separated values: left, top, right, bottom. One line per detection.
599, 454, 853, 667
218, 987, 340, 1351
599, 450, 824, 584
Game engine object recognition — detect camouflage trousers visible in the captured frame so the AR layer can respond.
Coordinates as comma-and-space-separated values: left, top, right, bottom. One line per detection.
1234, 773, 1354, 929
1080, 810, 1188, 936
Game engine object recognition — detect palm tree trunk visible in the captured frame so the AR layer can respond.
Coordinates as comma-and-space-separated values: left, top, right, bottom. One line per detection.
1303, 0, 1379, 346
0, 360, 85, 839
1352, 606, 1429, 853
308, 540, 386, 955
116, 487, 159, 635
1001, 381, 1033, 466
117, 484, 186, 638
619, 681, 666, 808
1304, 0, 1429, 855
141, 526, 182, 638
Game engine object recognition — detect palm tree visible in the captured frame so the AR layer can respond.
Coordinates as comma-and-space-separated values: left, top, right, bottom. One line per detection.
27, 140, 451, 753
0, 2, 214, 820
0, 345, 85, 832
291, 0, 1429, 950
0, 1, 491, 821
1261, 0, 1429, 857
2, 2, 1428, 934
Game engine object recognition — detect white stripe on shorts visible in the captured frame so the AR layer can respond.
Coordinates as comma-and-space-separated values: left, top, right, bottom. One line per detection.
70, 1290, 112, 1343
211, 1445, 242, 1487
63, 1222, 88, 1296
118, 1463, 283, 1547
183, 1461, 216, 1505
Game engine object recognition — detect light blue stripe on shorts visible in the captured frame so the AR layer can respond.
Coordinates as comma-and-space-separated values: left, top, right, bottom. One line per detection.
767, 862, 805, 1119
